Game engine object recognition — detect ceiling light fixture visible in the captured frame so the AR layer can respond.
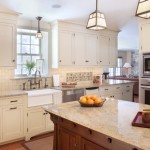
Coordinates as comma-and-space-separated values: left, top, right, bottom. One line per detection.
135, 0, 150, 19
36, 16, 43, 39
86, 0, 107, 30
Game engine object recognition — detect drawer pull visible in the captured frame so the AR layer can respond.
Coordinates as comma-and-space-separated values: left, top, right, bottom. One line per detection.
126, 90, 130, 92
107, 138, 112, 143
73, 123, 76, 128
88, 129, 92, 135
116, 87, 120, 89
10, 100, 18, 103
10, 107, 17, 110
132, 148, 138, 150
105, 89, 109, 91
126, 86, 130, 87
74, 143, 77, 147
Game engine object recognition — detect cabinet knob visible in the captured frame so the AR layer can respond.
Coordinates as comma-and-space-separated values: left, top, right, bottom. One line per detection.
73, 123, 76, 128
12, 59, 15, 62
100, 61, 102, 62
85, 60, 89, 62
59, 60, 61, 62
88, 129, 92, 135
74, 143, 77, 147
107, 138, 112, 143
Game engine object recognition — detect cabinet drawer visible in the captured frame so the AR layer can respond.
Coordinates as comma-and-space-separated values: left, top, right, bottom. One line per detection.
112, 85, 123, 92
99, 86, 112, 93
123, 84, 133, 90
3, 96, 23, 106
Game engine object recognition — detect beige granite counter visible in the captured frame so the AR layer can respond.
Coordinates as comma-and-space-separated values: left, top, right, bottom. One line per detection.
0, 90, 27, 98
42, 100, 150, 150
53, 79, 135, 90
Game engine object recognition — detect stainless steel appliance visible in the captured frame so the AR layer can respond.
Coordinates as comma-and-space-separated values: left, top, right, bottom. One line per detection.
141, 78, 150, 105
143, 53, 150, 76
62, 88, 85, 103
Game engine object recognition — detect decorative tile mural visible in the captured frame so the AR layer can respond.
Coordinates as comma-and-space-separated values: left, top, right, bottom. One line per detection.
66, 72, 93, 82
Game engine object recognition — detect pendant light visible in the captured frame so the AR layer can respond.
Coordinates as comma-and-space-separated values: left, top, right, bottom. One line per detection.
136, 0, 150, 19
86, 0, 107, 30
36, 16, 43, 39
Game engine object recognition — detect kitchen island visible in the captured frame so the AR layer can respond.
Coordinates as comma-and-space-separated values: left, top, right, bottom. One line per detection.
42, 99, 150, 150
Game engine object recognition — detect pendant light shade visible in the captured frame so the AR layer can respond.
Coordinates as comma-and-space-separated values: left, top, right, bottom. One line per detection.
36, 16, 43, 39
86, 0, 107, 30
136, 0, 150, 19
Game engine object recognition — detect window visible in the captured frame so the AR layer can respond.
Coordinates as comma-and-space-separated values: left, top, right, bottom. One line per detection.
15, 29, 41, 75
109, 57, 123, 76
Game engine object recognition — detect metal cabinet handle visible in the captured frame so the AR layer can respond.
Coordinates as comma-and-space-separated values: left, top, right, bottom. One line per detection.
126, 90, 130, 92
74, 143, 77, 147
12, 59, 15, 62
116, 87, 120, 89
88, 129, 92, 135
73, 123, 76, 128
10, 100, 18, 103
85, 60, 89, 62
59, 60, 61, 62
105, 89, 109, 91
100, 61, 102, 62
107, 138, 112, 143
43, 113, 48, 115
132, 148, 138, 150
10, 107, 17, 110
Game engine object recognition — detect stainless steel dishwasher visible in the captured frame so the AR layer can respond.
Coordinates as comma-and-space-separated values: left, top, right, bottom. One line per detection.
62, 88, 85, 103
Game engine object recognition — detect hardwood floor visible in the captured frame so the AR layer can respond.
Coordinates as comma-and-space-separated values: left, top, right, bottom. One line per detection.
0, 133, 53, 150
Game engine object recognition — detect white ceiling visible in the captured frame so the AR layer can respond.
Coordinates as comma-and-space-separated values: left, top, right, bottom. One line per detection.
0, 0, 139, 31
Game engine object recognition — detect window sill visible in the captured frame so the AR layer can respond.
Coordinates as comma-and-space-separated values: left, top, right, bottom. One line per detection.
11, 75, 51, 80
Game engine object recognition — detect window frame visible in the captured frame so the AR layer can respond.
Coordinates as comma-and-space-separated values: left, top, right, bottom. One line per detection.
16, 32, 42, 76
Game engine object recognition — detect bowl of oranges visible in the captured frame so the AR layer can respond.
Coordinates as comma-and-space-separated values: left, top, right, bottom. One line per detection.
79, 95, 106, 107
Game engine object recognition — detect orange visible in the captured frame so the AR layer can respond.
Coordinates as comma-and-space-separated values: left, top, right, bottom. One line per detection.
87, 99, 94, 104
86, 95, 91, 99
80, 96, 85, 100
91, 95, 97, 100
79, 97, 87, 104
94, 97, 102, 104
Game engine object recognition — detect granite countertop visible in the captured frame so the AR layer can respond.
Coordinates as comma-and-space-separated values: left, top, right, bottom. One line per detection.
53, 79, 136, 90
42, 100, 150, 150
0, 90, 27, 98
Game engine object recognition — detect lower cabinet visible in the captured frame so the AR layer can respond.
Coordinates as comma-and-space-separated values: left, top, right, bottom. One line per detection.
26, 106, 54, 140
51, 115, 142, 150
2, 105, 24, 141
81, 138, 107, 150
99, 84, 133, 101
59, 127, 78, 150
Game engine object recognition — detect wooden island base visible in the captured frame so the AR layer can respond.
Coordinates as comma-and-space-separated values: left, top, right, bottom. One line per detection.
50, 114, 140, 150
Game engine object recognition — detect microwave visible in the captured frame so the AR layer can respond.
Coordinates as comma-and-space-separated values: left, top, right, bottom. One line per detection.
143, 53, 150, 76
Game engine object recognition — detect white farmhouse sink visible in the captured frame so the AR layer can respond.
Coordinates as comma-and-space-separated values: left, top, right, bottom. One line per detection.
26, 89, 62, 107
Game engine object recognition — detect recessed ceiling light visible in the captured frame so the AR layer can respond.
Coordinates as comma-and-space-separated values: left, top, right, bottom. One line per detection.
52, 4, 62, 8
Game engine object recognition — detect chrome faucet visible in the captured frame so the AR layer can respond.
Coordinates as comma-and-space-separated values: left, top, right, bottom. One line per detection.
34, 70, 41, 84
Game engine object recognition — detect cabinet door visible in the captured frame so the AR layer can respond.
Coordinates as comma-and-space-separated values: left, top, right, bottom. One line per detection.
109, 36, 117, 67
73, 33, 86, 66
97, 35, 109, 66
59, 127, 78, 150
85, 34, 97, 66
141, 24, 150, 52
2, 105, 24, 141
122, 84, 133, 101
81, 138, 107, 150
59, 31, 73, 66
0, 22, 16, 67
45, 113, 54, 132
27, 108, 45, 135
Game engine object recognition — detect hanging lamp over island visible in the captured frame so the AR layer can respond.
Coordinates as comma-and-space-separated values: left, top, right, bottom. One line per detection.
136, 0, 150, 19
86, 0, 107, 30
36, 16, 43, 39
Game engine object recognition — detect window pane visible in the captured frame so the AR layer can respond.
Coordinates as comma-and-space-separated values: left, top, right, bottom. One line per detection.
22, 45, 30, 54
22, 55, 31, 64
31, 36, 39, 45
117, 58, 123, 67
22, 35, 30, 44
32, 56, 40, 63
22, 65, 28, 74
17, 55, 22, 64
109, 68, 114, 76
17, 35, 21, 44
17, 44, 21, 53
116, 68, 120, 76
15, 65, 21, 75
31, 45, 39, 54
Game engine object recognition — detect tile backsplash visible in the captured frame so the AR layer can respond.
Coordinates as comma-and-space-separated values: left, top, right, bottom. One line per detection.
66, 72, 93, 82
0, 67, 103, 91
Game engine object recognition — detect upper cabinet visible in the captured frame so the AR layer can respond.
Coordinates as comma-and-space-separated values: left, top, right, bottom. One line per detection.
0, 12, 19, 67
140, 23, 150, 53
51, 21, 118, 68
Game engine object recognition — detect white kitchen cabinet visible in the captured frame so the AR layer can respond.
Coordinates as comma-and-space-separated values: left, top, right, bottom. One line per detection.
73, 32, 86, 66
122, 84, 133, 101
109, 36, 117, 67
0, 12, 18, 67
140, 24, 150, 53
59, 30, 73, 66
51, 21, 118, 68
97, 35, 110, 66
2, 105, 24, 141
85, 34, 97, 66
26, 106, 54, 140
